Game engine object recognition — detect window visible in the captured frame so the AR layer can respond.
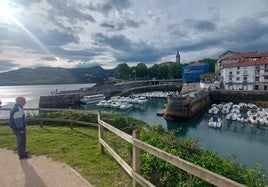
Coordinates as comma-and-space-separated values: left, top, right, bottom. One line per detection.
229, 77, 232, 81
255, 76, 259, 81
236, 77, 240, 81
237, 67, 240, 70
243, 70, 248, 75
237, 71, 240, 74
256, 65, 260, 70
265, 85, 268, 90
255, 85, 259, 90
264, 75, 268, 80
265, 64, 268, 72
243, 77, 247, 82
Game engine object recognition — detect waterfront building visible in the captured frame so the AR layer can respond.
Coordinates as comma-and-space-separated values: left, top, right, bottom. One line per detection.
182, 62, 209, 83
218, 51, 268, 90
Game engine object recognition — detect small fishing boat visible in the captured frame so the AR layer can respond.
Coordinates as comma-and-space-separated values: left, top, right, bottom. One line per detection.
137, 96, 148, 104
80, 94, 106, 104
96, 100, 107, 107
208, 106, 219, 115
239, 102, 247, 109
226, 112, 237, 121
236, 113, 248, 123
248, 114, 258, 125
263, 116, 268, 126
120, 102, 133, 110
247, 103, 257, 109
208, 116, 222, 128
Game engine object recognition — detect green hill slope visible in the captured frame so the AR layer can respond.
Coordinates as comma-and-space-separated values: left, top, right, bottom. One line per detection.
0, 66, 115, 86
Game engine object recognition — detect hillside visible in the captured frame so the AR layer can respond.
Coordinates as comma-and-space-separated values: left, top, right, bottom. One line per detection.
0, 66, 115, 86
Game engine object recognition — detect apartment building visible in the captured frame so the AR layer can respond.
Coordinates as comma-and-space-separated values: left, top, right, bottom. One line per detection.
221, 52, 268, 90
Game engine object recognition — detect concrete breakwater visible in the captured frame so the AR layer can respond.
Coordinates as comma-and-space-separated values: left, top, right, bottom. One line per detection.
39, 93, 82, 108
163, 83, 210, 121
164, 90, 210, 121
162, 83, 268, 121
39, 80, 181, 108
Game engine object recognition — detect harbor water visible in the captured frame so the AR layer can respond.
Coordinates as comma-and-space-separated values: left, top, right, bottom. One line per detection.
0, 84, 267, 177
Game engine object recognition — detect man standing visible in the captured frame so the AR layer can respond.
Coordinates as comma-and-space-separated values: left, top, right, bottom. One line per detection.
9, 97, 30, 159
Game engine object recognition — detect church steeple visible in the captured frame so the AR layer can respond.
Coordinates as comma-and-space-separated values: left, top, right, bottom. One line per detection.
176, 50, 180, 64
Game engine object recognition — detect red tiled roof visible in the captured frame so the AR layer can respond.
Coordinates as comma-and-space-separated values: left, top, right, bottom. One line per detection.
190, 61, 204, 66
221, 51, 268, 60
158, 61, 176, 66
223, 58, 268, 68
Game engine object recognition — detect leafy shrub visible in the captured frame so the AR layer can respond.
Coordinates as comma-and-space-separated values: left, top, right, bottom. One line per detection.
27, 111, 267, 186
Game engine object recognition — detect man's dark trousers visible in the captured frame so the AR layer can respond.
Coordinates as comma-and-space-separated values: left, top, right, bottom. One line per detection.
13, 129, 26, 156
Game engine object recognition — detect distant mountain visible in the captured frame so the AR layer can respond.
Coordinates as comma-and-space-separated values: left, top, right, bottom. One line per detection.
0, 66, 115, 86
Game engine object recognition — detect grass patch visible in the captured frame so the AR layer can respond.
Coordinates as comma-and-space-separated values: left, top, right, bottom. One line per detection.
0, 124, 132, 186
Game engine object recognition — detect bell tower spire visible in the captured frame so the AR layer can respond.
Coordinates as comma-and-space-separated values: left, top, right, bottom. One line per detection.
176, 50, 180, 64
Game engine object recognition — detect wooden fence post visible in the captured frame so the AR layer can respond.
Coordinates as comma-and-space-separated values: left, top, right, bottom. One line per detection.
69, 108, 73, 130
98, 112, 104, 154
39, 108, 43, 128
133, 129, 141, 187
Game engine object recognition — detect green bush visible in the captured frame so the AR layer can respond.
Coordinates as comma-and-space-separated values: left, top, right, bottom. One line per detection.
28, 111, 267, 186
102, 114, 266, 187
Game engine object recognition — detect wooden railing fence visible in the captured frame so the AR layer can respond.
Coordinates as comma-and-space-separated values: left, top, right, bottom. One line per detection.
0, 108, 245, 187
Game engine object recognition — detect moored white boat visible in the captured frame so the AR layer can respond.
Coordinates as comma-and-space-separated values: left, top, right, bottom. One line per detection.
239, 102, 247, 109
247, 103, 257, 109
248, 114, 258, 125
110, 101, 122, 108
208, 116, 222, 128
137, 96, 148, 104
208, 106, 219, 115
96, 100, 107, 107
236, 113, 248, 123
119, 102, 133, 110
226, 112, 237, 121
80, 94, 106, 104
230, 108, 240, 114
263, 116, 268, 126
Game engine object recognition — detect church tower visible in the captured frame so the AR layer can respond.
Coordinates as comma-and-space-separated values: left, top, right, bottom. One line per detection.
176, 50, 180, 64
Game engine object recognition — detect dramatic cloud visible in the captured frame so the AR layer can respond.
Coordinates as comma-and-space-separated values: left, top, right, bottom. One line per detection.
0, 60, 17, 72
0, 0, 267, 72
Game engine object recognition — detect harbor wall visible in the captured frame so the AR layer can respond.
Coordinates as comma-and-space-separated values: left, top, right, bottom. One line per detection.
39, 93, 81, 108
164, 90, 210, 121
39, 81, 181, 108
164, 89, 268, 121
210, 90, 268, 107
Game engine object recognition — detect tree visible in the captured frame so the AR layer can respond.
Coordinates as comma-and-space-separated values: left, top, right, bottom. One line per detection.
168, 63, 181, 78
200, 58, 217, 73
158, 65, 169, 79
115, 63, 131, 79
135, 63, 148, 79
148, 64, 159, 79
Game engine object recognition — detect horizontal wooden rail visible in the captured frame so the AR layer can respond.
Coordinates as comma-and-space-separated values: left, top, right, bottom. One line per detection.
0, 108, 98, 128
0, 108, 245, 186
98, 112, 245, 187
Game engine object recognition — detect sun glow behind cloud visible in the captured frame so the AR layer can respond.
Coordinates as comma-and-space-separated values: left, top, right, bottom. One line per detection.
0, 0, 268, 72
0, 0, 62, 70
0, 0, 16, 22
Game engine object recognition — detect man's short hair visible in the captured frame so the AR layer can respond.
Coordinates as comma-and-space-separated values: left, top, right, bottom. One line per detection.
16, 97, 26, 103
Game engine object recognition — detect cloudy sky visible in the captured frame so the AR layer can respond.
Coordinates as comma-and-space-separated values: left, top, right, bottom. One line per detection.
0, 0, 268, 72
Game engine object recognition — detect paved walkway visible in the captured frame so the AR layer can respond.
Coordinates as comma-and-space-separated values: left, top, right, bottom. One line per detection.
0, 149, 93, 187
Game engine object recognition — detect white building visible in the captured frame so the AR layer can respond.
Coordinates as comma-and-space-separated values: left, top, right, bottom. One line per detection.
222, 58, 268, 90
